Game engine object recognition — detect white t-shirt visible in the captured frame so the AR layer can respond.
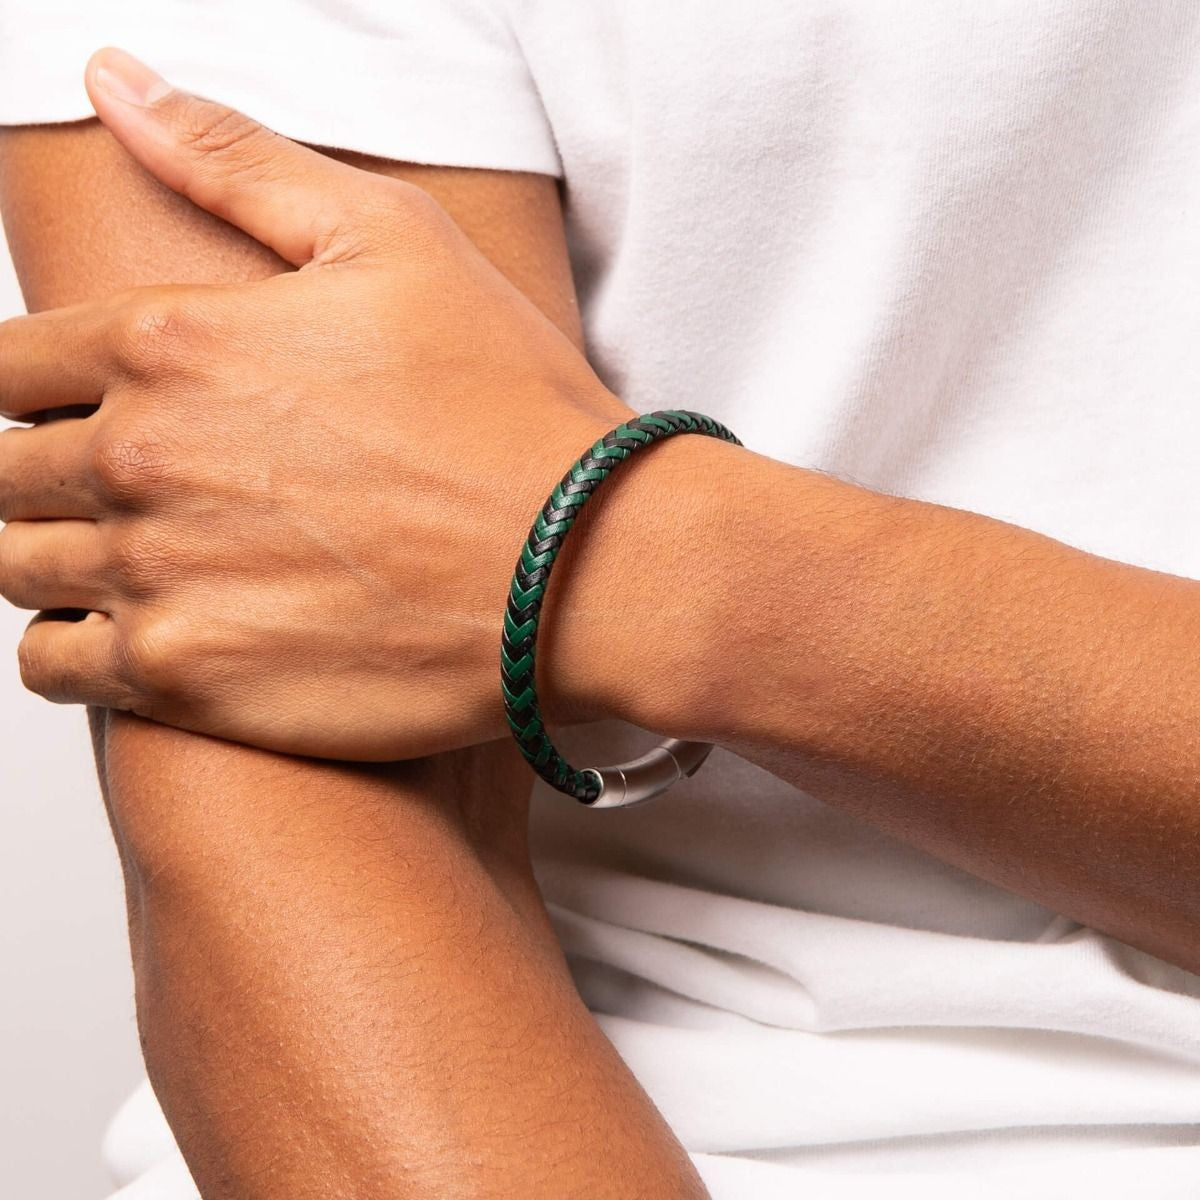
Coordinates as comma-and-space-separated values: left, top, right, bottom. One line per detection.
5, 2, 1200, 1196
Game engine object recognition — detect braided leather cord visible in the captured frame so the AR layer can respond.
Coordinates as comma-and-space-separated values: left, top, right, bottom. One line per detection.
501, 410, 742, 803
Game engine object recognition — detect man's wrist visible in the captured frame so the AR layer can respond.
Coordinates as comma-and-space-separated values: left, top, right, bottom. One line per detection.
539, 434, 903, 753
538, 430, 762, 739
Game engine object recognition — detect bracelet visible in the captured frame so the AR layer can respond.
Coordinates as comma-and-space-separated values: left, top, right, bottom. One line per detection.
501, 409, 742, 808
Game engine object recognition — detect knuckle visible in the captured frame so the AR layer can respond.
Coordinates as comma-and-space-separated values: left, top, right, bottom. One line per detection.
92, 432, 171, 501
310, 178, 447, 264
355, 180, 445, 245
175, 98, 263, 158
112, 296, 199, 373
390, 181, 446, 235
120, 615, 189, 699
384, 178, 434, 217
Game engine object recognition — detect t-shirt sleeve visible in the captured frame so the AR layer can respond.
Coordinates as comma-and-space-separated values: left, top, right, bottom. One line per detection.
0, 0, 561, 176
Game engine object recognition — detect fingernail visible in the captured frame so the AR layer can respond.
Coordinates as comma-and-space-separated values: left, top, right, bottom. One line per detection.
92, 48, 173, 107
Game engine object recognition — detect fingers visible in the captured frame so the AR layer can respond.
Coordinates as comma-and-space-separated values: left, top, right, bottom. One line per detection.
0, 306, 108, 420
18, 609, 131, 708
0, 422, 101, 520
0, 282, 224, 427
85, 48, 395, 266
0, 520, 112, 612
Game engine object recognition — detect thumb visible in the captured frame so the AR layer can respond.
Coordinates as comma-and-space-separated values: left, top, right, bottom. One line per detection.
85, 47, 375, 265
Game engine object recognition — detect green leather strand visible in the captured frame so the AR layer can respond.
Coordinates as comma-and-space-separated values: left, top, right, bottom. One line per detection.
501, 409, 742, 803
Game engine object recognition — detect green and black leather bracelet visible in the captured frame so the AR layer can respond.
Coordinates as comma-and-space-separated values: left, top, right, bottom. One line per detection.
501, 409, 742, 808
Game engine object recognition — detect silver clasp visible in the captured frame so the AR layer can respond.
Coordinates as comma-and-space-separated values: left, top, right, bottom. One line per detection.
582, 739, 714, 808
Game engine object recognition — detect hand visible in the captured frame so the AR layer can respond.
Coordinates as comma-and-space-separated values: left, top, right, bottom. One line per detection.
0, 49, 641, 760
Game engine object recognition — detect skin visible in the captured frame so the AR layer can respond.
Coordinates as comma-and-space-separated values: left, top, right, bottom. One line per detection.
0, 68, 637, 759
0, 60, 707, 1200
2, 42, 1200, 1193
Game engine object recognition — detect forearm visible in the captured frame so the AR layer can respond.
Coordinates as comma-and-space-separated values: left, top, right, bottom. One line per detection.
113, 721, 700, 1199
580, 434, 1200, 970
1, 122, 702, 1197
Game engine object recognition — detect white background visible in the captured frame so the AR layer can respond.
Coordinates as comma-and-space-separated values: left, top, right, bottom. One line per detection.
0, 239, 142, 1198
